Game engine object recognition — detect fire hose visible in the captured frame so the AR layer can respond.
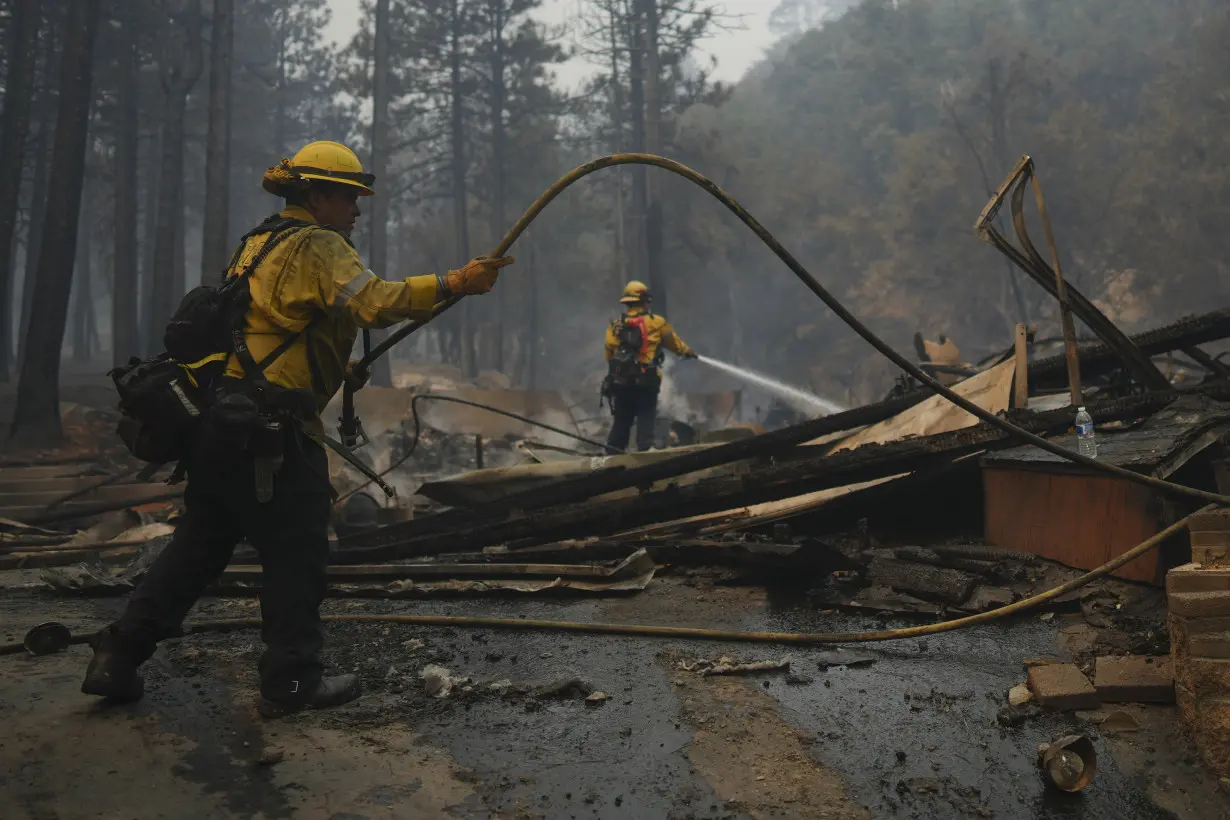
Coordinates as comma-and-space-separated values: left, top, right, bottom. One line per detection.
0, 507, 1207, 656
4, 154, 1226, 656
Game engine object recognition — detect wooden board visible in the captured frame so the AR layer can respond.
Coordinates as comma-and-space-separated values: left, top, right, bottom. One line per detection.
983, 465, 1163, 584
825, 360, 1015, 453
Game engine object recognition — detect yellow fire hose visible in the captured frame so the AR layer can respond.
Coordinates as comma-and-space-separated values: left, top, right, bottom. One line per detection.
0, 507, 1205, 656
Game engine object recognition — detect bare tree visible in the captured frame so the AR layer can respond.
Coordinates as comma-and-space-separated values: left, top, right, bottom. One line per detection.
146, 0, 202, 355
0, 0, 40, 382
112, 0, 141, 365
200, 0, 233, 284
12, 0, 103, 446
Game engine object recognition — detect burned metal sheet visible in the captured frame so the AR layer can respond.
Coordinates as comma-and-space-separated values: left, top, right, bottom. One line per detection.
982, 396, 1230, 475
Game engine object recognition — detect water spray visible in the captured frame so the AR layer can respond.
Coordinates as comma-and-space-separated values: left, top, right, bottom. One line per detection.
695, 355, 845, 417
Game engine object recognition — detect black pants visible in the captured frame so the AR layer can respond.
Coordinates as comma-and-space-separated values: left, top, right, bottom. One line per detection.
607, 383, 659, 452
112, 427, 333, 702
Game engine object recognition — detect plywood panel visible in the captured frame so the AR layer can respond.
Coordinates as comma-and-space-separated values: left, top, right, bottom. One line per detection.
983, 466, 1162, 584
826, 360, 1015, 452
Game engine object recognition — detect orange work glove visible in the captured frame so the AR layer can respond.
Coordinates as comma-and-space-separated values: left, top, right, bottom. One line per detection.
440, 256, 515, 296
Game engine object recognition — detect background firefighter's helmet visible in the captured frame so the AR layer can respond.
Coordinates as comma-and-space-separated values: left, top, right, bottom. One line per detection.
620, 280, 650, 304
263, 140, 376, 197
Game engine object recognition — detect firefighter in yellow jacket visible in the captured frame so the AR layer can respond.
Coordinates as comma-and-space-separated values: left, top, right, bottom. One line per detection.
82, 141, 512, 716
603, 281, 696, 451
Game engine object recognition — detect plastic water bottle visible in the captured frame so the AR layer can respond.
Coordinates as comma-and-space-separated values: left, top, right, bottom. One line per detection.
1075, 406, 1097, 458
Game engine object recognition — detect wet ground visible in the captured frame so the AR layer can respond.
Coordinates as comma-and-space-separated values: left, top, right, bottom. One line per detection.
2, 572, 1227, 819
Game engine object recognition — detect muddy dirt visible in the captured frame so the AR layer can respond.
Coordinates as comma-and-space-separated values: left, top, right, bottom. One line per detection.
2, 573, 1228, 819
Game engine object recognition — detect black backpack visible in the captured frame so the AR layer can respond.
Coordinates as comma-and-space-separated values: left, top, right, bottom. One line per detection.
608, 314, 657, 386
109, 215, 316, 467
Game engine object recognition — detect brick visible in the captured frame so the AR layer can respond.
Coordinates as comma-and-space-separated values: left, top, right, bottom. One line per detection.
1189, 632, 1230, 660
1168, 564, 1230, 594
1027, 663, 1100, 710
1189, 509, 1230, 533
1191, 530, 1230, 549
1183, 616, 1230, 635
1187, 657, 1230, 700
1191, 696, 1230, 778
1193, 545, 1230, 566
1168, 591, 1230, 618
1093, 655, 1174, 703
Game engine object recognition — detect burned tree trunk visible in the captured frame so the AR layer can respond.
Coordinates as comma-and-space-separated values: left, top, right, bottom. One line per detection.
111, 0, 140, 365
449, 0, 475, 377
366, 0, 392, 387
641, 0, 665, 315
146, 0, 202, 356
0, 0, 40, 383
72, 207, 93, 364
199, 0, 233, 285
627, 5, 647, 276
18, 23, 61, 371
486, 0, 508, 374
11, 0, 102, 446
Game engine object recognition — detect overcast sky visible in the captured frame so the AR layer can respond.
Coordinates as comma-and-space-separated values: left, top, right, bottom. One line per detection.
323, 0, 779, 88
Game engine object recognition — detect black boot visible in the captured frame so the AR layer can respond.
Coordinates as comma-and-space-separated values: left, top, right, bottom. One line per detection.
81, 627, 145, 702
257, 674, 362, 718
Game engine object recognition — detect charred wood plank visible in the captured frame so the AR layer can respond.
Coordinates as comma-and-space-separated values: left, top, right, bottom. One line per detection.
1030, 308, 1230, 389
340, 390, 934, 544
866, 556, 977, 605
338, 392, 1175, 563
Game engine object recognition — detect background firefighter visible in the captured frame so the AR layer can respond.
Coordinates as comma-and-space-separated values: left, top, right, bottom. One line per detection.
81, 141, 513, 717
603, 280, 696, 452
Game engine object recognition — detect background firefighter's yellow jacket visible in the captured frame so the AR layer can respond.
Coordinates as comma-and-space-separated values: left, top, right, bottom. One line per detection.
224, 205, 438, 428
603, 305, 694, 377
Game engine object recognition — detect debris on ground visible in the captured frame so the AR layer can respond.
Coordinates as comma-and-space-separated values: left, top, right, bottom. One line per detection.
1008, 683, 1033, 707
420, 664, 473, 698
813, 648, 877, 669
1037, 735, 1098, 793
585, 691, 609, 705
1097, 710, 1142, 733
678, 656, 792, 677
1093, 655, 1175, 703
39, 562, 134, 596
1027, 663, 1100, 711
533, 677, 594, 699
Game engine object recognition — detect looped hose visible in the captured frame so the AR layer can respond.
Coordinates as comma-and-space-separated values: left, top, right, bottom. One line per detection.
360, 153, 1230, 508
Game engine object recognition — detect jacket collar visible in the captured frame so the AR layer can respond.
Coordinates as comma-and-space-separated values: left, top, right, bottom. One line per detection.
280, 205, 318, 224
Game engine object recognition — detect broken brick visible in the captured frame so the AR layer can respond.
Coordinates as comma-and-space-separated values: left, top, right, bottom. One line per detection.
1093, 656, 1174, 703
1027, 663, 1100, 711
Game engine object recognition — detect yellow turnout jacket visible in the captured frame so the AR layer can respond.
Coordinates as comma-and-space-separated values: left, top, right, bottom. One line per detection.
224, 206, 438, 429
603, 305, 693, 377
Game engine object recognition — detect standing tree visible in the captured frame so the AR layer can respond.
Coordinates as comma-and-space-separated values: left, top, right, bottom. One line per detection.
0, 0, 39, 381
111, 0, 141, 365
146, 0, 202, 355
12, 0, 103, 446
366, 0, 393, 387
200, 0, 233, 283
448, 0, 476, 376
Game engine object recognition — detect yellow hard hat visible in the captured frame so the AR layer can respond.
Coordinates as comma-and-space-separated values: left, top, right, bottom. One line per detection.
263, 140, 375, 197
620, 280, 650, 304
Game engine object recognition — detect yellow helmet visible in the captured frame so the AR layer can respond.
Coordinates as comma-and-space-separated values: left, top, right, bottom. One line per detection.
262, 140, 375, 197
620, 280, 650, 304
